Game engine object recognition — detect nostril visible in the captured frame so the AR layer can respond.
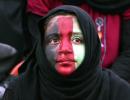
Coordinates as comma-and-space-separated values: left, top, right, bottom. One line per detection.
58, 43, 72, 53
58, 47, 72, 53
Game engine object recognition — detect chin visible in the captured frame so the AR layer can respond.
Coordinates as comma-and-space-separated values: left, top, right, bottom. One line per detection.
56, 65, 75, 76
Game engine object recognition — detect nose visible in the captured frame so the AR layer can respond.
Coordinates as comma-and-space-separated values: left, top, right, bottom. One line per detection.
58, 38, 73, 54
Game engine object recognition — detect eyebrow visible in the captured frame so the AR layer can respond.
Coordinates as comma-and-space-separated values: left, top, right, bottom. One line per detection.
45, 33, 59, 39
73, 32, 83, 36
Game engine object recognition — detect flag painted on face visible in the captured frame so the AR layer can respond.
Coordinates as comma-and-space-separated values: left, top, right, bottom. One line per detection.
55, 16, 76, 76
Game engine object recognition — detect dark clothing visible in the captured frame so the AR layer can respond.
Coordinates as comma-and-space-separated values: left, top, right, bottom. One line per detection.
0, 0, 30, 98
3, 5, 130, 100
86, 0, 130, 13
0, 0, 31, 83
0, 0, 27, 82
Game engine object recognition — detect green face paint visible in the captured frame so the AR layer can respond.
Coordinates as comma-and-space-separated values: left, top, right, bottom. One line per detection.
72, 16, 85, 69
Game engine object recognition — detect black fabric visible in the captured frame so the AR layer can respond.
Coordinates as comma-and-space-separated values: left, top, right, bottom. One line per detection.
0, 0, 30, 82
90, 0, 125, 4
0, 0, 27, 53
85, 0, 130, 13
3, 5, 130, 100
0, 56, 19, 83
110, 19, 130, 81
0, 75, 17, 100
27, 13, 42, 44
61, 0, 85, 5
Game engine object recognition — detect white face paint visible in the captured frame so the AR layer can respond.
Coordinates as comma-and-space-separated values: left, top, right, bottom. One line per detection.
72, 16, 85, 69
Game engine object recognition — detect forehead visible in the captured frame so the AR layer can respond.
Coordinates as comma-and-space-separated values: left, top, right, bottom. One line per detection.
45, 14, 81, 32
47, 14, 78, 25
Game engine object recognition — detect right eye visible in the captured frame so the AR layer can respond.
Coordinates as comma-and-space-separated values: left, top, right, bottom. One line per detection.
48, 38, 60, 45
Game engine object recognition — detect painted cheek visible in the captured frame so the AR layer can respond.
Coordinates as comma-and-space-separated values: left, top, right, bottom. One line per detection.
45, 46, 58, 66
55, 17, 76, 76
45, 21, 59, 66
72, 44, 85, 68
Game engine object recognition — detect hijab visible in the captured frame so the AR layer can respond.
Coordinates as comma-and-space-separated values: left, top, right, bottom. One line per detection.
3, 5, 130, 100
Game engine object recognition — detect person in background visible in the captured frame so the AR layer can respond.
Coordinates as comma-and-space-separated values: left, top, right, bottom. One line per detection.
2, 5, 130, 100
26, 0, 130, 82
0, 0, 31, 99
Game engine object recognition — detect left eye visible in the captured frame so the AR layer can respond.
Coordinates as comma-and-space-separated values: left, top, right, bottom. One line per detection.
72, 37, 82, 44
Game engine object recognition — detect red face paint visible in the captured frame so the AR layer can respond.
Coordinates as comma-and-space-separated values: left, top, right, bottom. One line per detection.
55, 16, 75, 76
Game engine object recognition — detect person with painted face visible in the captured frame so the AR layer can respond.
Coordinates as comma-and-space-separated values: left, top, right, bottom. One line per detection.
3, 5, 130, 100
27, 0, 130, 82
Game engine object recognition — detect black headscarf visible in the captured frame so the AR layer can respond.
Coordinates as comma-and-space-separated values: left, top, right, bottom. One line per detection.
3, 5, 130, 100
85, 0, 130, 13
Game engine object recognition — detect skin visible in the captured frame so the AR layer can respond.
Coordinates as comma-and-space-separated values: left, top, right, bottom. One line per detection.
44, 14, 85, 76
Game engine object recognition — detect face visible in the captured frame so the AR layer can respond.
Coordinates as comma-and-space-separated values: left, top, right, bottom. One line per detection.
44, 15, 85, 76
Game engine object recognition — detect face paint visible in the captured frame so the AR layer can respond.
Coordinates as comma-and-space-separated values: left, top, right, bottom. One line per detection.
72, 17, 85, 68
55, 16, 75, 76
44, 15, 85, 76
44, 17, 59, 66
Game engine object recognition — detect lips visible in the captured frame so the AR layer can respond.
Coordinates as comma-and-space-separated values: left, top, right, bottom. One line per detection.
57, 61, 75, 68
56, 59, 75, 65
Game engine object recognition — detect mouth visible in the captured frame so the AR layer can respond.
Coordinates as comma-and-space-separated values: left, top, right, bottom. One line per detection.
55, 60, 76, 76
56, 59, 75, 65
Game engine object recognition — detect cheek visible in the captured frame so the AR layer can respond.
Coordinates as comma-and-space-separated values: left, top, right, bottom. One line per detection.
72, 44, 85, 68
45, 46, 58, 65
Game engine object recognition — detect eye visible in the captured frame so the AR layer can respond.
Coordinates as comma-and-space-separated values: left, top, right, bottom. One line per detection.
72, 37, 83, 45
48, 38, 60, 45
